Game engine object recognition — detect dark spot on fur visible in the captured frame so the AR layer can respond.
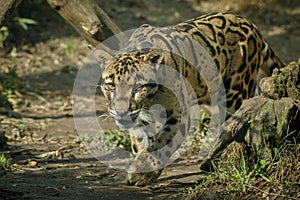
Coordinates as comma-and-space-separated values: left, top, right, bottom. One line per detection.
157, 152, 162, 158
167, 141, 173, 148
55, 6, 61, 10
262, 42, 266, 50
167, 118, 177, 125
232, 93, 239, 100
164, 126, 171, 132
238, 63, 247, 73
132, 144, 138, 154
166, 110, 173, 116
180, 124, 186, 137
214, 58, 220, 70
249, 79, 254, 91
217, 32, 225, 45
227, 92, 233, 98
242, 89, 247, 99
224, 77, 231, 89
165, 151, 171, 158
227, 100, 233, 108
245, 74, 250, 84
235, 98, 242, 110
241, 26, 249, 34
232, 84, 241, 91
166, 139, 172, 145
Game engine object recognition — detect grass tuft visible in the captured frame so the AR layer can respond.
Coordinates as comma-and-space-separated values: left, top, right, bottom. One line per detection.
187, 137, 300, 200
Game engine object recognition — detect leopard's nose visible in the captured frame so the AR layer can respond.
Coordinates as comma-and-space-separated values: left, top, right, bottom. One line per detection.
115, 108, 128, 117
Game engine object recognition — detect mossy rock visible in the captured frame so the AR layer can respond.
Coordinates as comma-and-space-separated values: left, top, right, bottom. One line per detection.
260, 58, 300, 101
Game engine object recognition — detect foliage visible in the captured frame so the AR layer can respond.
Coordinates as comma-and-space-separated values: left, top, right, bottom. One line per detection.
0, 76, 24, 108
187, 138, 300, 199
103, 130, 131, 151
221, 154, 271, 192
0, 26, 10, 48
0, 16, 37, 47
196, 111, 211, 137
60, 42, 75, 54
0, 154, 12, 171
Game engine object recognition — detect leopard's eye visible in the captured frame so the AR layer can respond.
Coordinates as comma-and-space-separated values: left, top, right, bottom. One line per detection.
134, 84, 144, 93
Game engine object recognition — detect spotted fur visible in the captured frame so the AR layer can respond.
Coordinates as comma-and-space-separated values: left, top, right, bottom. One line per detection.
99, 13, 284, 186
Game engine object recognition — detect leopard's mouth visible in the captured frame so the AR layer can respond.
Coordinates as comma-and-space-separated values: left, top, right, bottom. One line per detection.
115, 117, 135, 129
114, 111, 140, 129
108, 107, 143, 129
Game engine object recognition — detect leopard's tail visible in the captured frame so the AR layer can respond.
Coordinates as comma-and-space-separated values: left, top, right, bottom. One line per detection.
260, 41, 285, 76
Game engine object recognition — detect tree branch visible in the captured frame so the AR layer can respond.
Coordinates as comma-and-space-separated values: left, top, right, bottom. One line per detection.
0, 0, 22, 26
46, 0, 127, 48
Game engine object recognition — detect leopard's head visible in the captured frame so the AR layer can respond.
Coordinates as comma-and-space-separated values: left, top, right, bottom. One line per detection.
99, 50, 168, 186
100, 51, 163, 130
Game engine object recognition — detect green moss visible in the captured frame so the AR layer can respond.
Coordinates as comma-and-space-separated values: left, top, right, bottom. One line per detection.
274, 59, 300, 100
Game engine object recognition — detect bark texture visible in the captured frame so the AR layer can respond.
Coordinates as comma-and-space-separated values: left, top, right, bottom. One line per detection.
47, 0, 127, 47
0, 0, 22, 26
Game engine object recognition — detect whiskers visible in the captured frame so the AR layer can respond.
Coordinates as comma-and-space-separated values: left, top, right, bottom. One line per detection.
97, 111, 112, 121
88, 83, 102, 90
97, 106, 162, 126
138, 107, 154, 125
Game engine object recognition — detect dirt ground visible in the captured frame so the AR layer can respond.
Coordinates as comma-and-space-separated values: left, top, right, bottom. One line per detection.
0, 0, 299, 199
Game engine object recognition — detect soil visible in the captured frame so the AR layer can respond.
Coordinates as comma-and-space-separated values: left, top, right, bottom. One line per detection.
0, 0, 299, 199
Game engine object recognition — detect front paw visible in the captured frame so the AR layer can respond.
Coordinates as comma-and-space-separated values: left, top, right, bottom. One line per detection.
126, 152, 164, 186
126, 170, 163, 186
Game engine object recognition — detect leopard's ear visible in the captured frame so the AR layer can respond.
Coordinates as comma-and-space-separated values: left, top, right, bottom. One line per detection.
93, 49, 113, 69
149, 53, 162, 64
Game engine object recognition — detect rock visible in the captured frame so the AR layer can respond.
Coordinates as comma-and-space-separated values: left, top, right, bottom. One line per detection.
260, 58, 300, 101
200, 96, 300, 170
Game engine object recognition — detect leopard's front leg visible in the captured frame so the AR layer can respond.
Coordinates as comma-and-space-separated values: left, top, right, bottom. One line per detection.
126, 90, 189, 186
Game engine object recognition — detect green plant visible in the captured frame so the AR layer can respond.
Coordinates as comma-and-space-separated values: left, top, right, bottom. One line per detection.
186, 155, 272, 198
230, 154, 271, 192
60, 42, 74, 54
186, 181, 200, 194
103, 130, 131, 151
0, 154, 12, 170
0, 16, 37, 47
188, 134, 299, 199
0, 94, 11, 108
197, 112, 209, 135
0, 26, 10, 48
0, 77, 24, 108
12, 17, 37, 31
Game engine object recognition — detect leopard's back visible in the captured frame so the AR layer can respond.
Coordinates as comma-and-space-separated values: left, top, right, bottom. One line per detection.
125, 13, 284, 114
174, 13, 284, 112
